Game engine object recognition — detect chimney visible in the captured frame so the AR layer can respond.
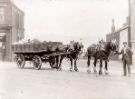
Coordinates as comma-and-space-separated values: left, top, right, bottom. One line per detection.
111, 19, 115, 33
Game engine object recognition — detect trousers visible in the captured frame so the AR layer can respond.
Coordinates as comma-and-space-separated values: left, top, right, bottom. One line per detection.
122, 59, 131, 75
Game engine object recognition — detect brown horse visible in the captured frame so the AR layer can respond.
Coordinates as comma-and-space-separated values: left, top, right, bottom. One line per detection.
87, 41, 118, 75
55, 42, 83, 72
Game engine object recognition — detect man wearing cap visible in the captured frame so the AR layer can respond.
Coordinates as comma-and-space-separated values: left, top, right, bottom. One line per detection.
117, 42, 133, 76
97, 39, 105, 51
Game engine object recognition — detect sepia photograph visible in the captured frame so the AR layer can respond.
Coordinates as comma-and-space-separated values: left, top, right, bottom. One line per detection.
0, 0, 135, 99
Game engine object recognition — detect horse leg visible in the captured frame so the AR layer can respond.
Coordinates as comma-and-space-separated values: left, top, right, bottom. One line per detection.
87, 56, 91, 74
93, 57, 97, 74
74, 59, 78, 72
58, 56, 64, 71
56, 56, 60, 70
70, 58, 73, 72
105, 60, 109, 75
99, 59, 103, 75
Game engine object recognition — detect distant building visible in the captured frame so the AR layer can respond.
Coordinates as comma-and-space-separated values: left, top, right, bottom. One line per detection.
106, 18, 129, 60
129, 0, 135, 64
0, 0, 24, 61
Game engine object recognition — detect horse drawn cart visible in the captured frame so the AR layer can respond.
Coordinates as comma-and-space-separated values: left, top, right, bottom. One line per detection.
12, 40, 68, 70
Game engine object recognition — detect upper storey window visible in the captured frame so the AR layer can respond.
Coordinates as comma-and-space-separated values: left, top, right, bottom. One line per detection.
0, 7, 5, 23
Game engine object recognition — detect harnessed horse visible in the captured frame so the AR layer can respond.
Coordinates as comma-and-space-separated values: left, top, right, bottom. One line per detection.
87, 41, 118, 75
55, 42, 83, 72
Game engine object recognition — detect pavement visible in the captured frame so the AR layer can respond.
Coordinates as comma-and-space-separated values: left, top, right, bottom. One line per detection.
0, 60, 135, 99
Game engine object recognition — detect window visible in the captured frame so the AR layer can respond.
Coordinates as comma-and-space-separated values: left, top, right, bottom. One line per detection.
0, 7, 5, 23
15, 12, 19, 28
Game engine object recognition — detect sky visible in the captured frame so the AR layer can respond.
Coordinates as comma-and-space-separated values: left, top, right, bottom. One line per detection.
13, 0, 128, 48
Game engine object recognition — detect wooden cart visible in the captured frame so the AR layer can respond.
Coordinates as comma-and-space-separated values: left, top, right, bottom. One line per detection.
12, 41, 68, 70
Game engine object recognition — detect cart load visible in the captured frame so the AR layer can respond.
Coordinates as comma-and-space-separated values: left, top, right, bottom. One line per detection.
12, 39, 63, 53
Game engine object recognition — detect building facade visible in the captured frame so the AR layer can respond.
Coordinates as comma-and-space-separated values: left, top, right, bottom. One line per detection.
129, 0, 135, 64
106, 19, 129, 60
0, 0, 24, 61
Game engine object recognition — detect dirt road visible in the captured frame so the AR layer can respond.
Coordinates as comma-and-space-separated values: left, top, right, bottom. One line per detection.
0, 60, 135, 99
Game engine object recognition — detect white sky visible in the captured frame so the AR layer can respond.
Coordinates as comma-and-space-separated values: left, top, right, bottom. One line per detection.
14, 0, 128, 48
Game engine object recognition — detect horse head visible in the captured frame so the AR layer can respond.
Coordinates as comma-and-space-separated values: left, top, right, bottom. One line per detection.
74, 42, 84, 52
109, 39, 118, 52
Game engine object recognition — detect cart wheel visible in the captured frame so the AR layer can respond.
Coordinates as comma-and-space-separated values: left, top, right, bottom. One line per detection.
16, 54, 25, 69
32, 55, 42, 70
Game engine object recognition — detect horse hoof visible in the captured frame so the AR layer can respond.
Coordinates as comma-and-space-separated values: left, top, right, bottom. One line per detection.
99, 71, 102, 75
94, 69, 97, 74
105, 72, 109, 75
52, 68, 55, 70
87, 70, 91, 74
59, 68, 63, 71
56, 68, 59, 71
75, 70, 79, 72
57, 69, 62, 71
70, 69, 73, 72
74, 69, 79, 72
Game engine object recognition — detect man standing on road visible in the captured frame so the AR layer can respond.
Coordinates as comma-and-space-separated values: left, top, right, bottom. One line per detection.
117, 42, 133, 76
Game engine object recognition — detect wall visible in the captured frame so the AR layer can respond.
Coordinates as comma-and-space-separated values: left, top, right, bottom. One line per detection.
0, 0, 11, 61
11, 3, 24, 61
0, 0, 12, 26
106, 26, 129, 60
11, 3, 24, 43
106, 31, 120, 60
0, 0, 24, 61
130, 0, 135, 64
119, 28, 128, 59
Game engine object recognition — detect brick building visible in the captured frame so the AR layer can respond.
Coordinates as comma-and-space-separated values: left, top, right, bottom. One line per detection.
0, 0, 24, 61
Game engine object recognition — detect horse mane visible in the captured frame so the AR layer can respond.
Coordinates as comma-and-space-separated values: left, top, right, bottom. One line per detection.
104, 42, 112, 53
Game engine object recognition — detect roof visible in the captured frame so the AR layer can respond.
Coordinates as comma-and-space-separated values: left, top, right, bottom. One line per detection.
0, 0, 11, 3
114, 25, 129, 33
106, 25, 129, 36
0, 0, 24, 16
11, 2, 24, 16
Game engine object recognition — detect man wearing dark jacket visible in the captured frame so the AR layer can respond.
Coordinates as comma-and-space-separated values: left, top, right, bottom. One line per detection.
117, 42, 133, 76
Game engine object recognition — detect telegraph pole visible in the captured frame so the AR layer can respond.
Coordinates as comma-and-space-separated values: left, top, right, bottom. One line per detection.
128, 0, 131, 47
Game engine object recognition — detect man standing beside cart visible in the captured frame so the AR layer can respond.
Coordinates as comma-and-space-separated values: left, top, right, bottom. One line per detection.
116, 42, 133, 76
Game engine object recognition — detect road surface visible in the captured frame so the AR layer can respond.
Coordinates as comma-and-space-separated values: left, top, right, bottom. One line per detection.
0, 60, 135, 99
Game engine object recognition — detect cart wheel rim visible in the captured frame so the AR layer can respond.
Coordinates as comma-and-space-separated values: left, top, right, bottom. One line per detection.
32, 55, 42, 70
